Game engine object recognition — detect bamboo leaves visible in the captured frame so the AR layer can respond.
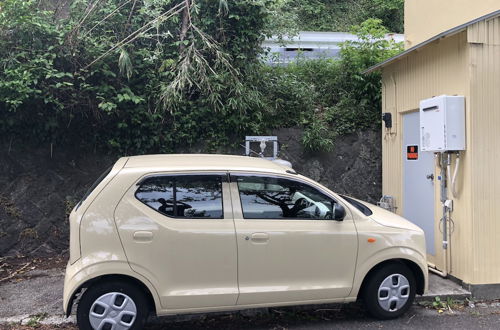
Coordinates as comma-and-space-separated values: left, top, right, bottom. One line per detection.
118, 47, 133, 80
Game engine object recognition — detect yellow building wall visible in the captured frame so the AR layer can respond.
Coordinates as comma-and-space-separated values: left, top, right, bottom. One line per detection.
467, 16, 500, 284
404, 0, 500, 49
381, 32, 475, 284
382, 15, 500, 284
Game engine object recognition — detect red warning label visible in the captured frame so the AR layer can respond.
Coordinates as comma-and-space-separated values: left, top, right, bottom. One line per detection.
407, 145, 418, 160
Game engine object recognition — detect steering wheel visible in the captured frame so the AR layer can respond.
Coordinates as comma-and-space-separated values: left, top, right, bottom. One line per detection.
175, 200, 192, 208
294, 197, 310, 210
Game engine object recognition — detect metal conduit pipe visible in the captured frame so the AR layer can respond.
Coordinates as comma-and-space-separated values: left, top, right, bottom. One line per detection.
443, 153, 451, 252
428, 153, 449, 278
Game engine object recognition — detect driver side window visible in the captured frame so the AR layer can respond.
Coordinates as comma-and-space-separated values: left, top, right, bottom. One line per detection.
234, 175, 335, 220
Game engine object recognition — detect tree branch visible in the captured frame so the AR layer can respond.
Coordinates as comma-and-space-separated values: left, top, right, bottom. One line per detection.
179, 0, 192, 52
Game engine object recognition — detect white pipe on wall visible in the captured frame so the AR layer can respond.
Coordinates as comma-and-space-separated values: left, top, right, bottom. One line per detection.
450, 153, 460, 198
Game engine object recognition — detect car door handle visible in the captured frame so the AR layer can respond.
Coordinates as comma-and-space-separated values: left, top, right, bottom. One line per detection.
249, 232, 269, 243
133, 231, 153, 242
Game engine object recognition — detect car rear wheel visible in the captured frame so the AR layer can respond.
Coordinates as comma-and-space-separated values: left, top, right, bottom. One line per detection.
77, 281, 149, 330
362, 263, 416, 319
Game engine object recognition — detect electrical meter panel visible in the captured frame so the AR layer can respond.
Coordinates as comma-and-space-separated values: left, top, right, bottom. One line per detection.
419, 95, 466, 152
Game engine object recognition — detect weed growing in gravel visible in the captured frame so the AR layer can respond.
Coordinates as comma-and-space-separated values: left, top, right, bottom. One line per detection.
26, 312, 47, 327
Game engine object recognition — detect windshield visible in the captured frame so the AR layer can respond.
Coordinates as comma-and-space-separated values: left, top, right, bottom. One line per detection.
339, 194, 372, 216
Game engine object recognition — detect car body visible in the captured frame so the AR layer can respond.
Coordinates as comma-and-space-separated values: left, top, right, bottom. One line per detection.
63, 154, 428, 329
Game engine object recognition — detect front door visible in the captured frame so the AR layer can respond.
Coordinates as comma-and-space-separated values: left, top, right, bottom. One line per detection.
115, 173, 238, 310
229, 173, 358, 305
403, 111, 436, 255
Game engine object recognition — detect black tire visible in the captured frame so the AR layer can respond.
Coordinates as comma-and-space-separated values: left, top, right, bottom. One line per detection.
77, 281, 149, 330
362, 263, 416, 320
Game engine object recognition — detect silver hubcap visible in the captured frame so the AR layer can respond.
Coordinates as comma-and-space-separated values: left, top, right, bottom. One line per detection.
89, 292, 137, 330
377, 273, 410, 312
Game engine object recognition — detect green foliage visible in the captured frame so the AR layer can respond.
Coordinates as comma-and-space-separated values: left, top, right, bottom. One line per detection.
260, 18, 402, 151
334, 18, 403, 134
269, 0, 404, 34
0, 0, 271, 153
302, 114, 335, 152
0, 1, 402, 154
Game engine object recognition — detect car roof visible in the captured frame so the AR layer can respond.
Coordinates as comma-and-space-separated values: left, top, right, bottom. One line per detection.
123, 154, 293, 174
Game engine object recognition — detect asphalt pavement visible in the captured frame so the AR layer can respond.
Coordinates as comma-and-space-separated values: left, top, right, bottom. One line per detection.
1, 268, 500, 329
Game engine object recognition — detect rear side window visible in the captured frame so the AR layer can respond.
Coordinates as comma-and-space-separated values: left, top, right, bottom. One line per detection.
135, 175, 224, 219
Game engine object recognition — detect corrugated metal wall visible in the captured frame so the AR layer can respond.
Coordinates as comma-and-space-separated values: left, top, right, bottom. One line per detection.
381, 32, 475, 283
382, 16, 500, 284
468, 16, 500, 284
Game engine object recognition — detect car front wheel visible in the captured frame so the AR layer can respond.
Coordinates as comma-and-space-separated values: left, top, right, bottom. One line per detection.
77, 281, 149, 330
362, 263, 416, 319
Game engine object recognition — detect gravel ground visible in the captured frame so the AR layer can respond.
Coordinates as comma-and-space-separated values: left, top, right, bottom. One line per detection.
0, 268, 64, 318
1, 267, 500, 329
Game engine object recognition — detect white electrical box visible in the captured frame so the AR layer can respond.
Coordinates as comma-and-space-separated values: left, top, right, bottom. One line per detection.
419, 95, 466, 152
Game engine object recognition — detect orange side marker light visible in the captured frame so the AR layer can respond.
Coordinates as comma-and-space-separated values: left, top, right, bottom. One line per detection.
367, 238, 376, 243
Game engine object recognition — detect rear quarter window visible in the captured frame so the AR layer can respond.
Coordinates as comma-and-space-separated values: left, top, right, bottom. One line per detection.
76, 166, 112, 210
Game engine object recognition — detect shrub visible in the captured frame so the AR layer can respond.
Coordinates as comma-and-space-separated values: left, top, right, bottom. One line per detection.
0, 1, 401, 154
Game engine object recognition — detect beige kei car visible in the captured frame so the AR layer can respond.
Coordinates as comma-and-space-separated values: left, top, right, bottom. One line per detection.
63, 154, 427, 329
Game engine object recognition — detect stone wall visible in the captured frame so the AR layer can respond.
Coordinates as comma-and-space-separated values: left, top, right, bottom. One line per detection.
0, 129, 381, 257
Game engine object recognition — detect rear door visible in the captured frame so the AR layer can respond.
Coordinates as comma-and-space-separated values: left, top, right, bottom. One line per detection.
230, 173, 358, 305
115, 172, 238, 310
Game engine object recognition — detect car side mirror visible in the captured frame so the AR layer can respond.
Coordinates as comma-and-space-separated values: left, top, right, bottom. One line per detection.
333, 203, 346, 221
